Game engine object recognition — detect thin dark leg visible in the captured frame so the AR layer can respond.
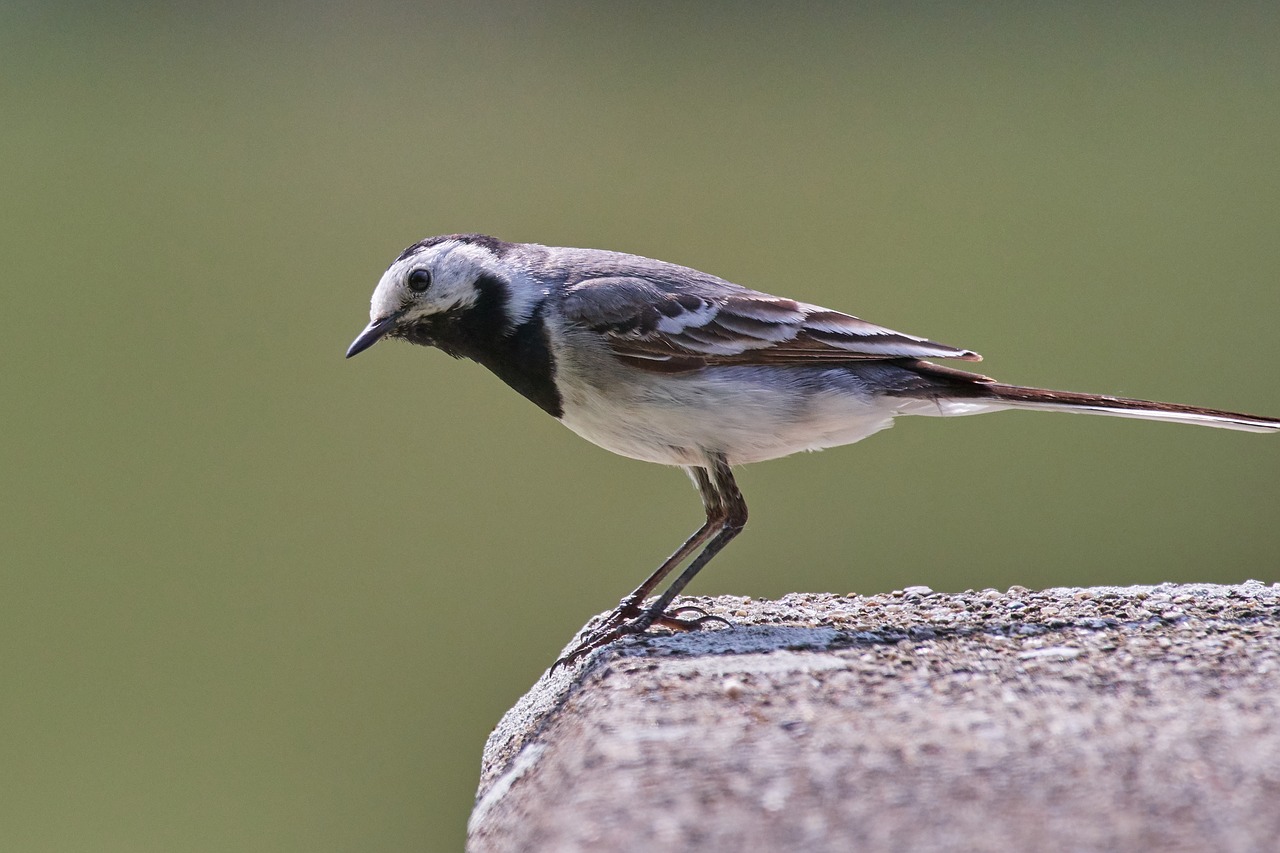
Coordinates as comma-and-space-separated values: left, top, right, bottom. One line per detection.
639, 455, 746, 631
551, 466, 723, 670
553, 454, 747, 669
604, 467, 725, 622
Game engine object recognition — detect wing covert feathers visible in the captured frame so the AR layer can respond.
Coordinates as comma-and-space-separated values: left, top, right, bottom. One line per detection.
562, 277, 979, 369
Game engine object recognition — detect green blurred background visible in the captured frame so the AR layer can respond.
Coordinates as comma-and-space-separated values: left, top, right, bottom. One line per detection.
4, 2, 1278, 850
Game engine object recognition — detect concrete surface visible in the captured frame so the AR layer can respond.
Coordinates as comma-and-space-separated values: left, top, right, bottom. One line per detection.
469, 582, 1280, 852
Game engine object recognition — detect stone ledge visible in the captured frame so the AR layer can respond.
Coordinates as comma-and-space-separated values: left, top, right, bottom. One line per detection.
469, 582, 1280, 853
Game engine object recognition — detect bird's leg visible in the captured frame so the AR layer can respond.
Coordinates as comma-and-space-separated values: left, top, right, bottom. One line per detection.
553, 466, 723, 669
636, 455, 745, 632
601, 473, 726, 626
553, 455, 745, 669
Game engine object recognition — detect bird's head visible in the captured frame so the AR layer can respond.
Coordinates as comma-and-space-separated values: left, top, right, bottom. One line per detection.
346, 233, 532, 358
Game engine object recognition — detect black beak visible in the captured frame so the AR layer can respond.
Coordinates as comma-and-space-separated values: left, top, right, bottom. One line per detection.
346, 311, 403, 358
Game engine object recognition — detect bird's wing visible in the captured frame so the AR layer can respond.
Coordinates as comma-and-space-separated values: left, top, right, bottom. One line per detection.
561, 276, 981, 371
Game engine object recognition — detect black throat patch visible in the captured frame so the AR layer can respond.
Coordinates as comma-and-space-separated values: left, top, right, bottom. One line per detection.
398, 274, 563, 418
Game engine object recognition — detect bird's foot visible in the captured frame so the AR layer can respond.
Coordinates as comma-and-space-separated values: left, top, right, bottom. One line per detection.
551, 602, 731, 671
652, 604, 731, 631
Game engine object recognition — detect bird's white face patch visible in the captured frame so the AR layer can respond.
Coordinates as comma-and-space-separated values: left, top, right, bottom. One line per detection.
368, 239, 507, 324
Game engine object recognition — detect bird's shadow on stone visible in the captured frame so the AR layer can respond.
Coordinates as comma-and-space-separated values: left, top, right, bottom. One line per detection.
605, 607, 1266, 662
614, 624, 849, 659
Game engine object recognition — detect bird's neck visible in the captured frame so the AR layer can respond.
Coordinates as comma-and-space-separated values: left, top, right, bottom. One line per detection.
402, 276, 563, 418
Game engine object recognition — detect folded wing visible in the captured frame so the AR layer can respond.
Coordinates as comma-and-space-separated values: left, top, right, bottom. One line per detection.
561, 276, 982, 371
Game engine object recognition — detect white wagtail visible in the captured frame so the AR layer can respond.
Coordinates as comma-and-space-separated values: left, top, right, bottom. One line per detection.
347, 234, 1279, 666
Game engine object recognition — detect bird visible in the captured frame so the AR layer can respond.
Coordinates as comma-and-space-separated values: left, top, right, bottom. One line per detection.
346, 233, 1279, 667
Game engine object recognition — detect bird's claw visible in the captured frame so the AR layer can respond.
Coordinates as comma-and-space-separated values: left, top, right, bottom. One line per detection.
551, 602, 731, 672
651, 607, 731, 631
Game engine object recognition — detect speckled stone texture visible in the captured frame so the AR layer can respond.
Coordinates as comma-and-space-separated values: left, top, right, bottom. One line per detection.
469, 582, 1280, 853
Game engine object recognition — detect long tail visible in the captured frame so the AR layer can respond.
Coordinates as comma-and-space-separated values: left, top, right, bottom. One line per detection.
982, 382, 1280, 433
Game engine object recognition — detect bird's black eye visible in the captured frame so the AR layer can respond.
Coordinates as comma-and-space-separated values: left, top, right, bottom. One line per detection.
407, 268, 432, 293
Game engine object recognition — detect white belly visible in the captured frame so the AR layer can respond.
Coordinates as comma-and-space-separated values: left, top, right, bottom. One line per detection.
555, 359, 899, 467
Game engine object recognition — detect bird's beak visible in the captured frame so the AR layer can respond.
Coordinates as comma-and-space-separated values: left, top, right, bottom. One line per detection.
346, 310, 404, 358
